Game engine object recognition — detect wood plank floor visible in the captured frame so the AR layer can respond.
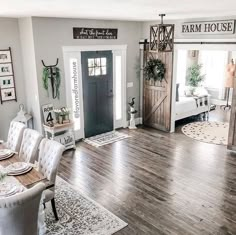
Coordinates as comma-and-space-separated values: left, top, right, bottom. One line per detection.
59, 109, 236, 235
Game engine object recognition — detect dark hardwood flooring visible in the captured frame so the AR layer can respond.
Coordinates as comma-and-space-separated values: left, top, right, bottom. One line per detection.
59, 107, 236, 235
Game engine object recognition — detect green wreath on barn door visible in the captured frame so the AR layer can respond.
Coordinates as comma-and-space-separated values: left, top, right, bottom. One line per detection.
144, 59, 166, 82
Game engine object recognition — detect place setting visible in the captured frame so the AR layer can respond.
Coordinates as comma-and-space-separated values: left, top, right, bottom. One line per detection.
5, 162, 33, 176
0, 149, 15, 161
0, 182, 24, 198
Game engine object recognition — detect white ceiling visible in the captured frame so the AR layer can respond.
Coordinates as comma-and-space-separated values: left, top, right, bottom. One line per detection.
1, 0, 236, 21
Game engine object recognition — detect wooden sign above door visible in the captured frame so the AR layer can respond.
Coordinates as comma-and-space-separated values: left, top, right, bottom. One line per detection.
73, 27, 118, 39
182, 20, 235, 35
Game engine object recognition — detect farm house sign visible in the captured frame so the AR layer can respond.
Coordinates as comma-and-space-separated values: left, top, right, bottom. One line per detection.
73, 27, 118, 39
182, 20, 235, 35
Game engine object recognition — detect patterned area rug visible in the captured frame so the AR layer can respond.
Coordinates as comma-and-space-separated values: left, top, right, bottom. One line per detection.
45, 177, 127, 235
182, 121, 229, 145
83, 131, 130, 147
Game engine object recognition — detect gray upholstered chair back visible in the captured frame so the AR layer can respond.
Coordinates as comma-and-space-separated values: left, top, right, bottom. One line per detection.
0, 182, 45, 235
19, 129, 43, 163
6, 121, 26, 152
38, 138, 65, 184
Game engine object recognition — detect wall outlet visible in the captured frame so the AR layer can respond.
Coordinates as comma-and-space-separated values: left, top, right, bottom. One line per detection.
127, 82, 133, 88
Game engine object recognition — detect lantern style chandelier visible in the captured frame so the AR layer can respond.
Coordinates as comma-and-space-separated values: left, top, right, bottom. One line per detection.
150, 14, 175, 52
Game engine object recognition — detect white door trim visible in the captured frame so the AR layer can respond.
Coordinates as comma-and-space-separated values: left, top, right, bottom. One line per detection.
63, 45, 127, 140
171, 41, 236, 132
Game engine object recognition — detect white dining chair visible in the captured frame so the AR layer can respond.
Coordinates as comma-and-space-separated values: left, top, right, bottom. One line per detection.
0, 182, 45, 235
19, 129, 43, 164
5, 121, 26, 152
38, 138, 65, 220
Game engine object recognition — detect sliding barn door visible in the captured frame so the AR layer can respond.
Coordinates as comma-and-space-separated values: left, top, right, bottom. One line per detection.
228, 83, 236, 150
143, 51, 173, 132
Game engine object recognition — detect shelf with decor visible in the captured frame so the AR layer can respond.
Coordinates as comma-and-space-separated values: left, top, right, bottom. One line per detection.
43, 122, 76, 150
42, 104, 75, 151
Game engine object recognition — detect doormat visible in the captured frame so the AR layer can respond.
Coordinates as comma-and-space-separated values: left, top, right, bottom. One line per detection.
182, 121, 229, 145
83, 131, 130, 147
45, 177, 128, 234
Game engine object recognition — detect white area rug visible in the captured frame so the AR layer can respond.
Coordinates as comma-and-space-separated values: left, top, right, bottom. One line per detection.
45, 177, 128, 235
83, 131, 130, 147
182, 121, 229, 145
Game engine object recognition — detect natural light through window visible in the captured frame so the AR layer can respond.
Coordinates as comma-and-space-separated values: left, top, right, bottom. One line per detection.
199, 50, 228, 89
176, 50, 187, 85
70, 58, 80, 130
115, 55, 122, 120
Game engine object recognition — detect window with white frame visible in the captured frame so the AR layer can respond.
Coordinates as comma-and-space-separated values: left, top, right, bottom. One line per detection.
198, 50, 228, 89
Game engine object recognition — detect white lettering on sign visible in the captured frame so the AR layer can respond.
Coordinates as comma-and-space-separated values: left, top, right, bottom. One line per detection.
182, 20, 235, 35
70, 58, 80, 130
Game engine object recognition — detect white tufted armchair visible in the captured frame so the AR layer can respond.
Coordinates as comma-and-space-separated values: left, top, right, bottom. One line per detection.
19, 129, 43, 164
6, 121, 26, 152
38, 138, 65, 220
0, 182, 45, 235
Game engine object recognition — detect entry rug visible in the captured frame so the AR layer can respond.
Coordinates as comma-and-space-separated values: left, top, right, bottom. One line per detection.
182, 121, 229, 145
45, 177, 127, 235
83, 131, 130, 147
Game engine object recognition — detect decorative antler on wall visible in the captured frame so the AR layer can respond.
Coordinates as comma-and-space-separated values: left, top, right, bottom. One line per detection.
42, 58, 61, 99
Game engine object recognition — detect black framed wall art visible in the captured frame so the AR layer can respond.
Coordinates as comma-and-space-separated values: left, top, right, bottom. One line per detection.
0, 47, 17, 104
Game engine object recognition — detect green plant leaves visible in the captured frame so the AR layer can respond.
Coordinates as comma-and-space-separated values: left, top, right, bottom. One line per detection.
42, 67, 49, 91
144, 59, 165, 82
42, 66, 61, 99
186, 64, 205, 87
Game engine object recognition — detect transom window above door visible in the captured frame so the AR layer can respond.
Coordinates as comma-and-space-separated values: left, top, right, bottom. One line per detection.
88, 57, 107, 76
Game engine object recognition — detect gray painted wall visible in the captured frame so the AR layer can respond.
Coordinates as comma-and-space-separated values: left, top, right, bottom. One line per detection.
0, 18, 26, 140
31, 17, 142, 127
18, 17, 42, 133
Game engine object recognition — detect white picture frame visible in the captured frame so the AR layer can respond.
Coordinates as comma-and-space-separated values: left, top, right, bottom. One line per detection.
0, 50, 11, 63
0, 76, 14, 89
1, 87, 16, 101
0, 63, 13, 76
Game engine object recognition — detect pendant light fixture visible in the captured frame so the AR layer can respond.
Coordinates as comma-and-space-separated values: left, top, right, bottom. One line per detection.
150, 14, 175, 52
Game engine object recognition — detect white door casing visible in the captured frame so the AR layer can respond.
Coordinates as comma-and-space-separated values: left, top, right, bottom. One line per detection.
171, 38, 236, 132
63, 45, 127, 140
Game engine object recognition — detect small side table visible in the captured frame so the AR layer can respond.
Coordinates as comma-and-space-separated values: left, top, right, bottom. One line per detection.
43, 123, 76, 150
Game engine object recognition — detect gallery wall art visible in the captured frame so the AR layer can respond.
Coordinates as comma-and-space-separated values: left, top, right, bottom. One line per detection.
0, 47, 17, 104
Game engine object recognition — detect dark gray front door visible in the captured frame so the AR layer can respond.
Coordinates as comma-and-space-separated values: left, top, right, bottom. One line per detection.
82, 50, 113, 138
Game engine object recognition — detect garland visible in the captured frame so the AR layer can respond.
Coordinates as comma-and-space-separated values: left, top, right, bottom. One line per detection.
144, 59, 165, 82
42, 67, 61, 99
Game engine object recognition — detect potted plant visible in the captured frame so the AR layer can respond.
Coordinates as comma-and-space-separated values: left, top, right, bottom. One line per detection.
186, 64, 205, 93
54, 107, 70, 124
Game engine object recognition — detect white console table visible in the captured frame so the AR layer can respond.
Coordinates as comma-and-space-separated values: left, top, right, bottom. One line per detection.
43, 123, 76, 150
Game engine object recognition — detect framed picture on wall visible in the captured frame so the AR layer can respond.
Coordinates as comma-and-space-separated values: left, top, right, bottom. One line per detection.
0, 63, 13, 76
0, 87, 16, 102
0, 47, 17, 104
0, 76, 14, 89
0, 50, 11, 63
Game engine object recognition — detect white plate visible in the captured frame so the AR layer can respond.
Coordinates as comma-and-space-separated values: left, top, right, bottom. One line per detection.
0, 184, 24, 197
0, 149, 12, 157
6, 162, 29, 172
0, 153, 14, 161
7, 166, 32, 176
0, 183, 17, 196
